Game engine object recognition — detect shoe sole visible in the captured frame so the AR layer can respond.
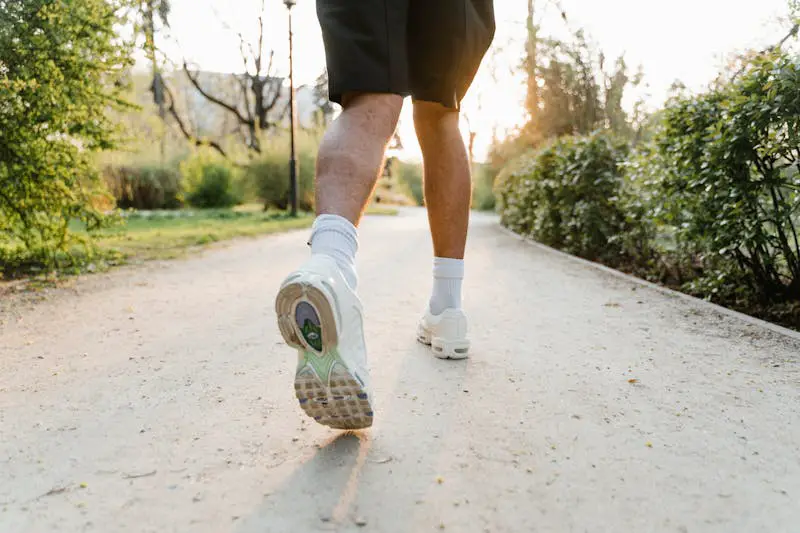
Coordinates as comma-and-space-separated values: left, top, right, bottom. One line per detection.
417, 328, 470, 360
275, 280, 373, 430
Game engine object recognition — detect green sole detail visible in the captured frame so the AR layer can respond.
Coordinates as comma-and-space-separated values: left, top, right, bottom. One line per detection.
298, 346, 341, 385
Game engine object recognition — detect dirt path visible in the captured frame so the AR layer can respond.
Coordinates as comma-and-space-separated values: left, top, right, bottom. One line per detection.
1, 209, 798, 533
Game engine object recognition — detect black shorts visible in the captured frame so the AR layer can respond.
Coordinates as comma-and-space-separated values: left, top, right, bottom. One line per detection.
316, 0, 495, 110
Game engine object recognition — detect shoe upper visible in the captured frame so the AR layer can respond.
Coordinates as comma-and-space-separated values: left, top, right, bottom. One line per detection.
291, 254, 370, 389
419, 307, 469, 342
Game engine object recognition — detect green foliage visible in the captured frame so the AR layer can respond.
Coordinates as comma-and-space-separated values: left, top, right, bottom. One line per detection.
247, 133, 317, 211
395, 160, 424, 206
180, 151, 240, 208
471, 163, 496, 211
500, 45, 800, 328
632, 51, 800, 304
498, 132, 651, 264
105, 164, 182, 210
0, 0, 132, 273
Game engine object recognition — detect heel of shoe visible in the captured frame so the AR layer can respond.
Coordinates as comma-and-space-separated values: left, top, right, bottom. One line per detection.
275, 279, 339, 353
431, 337, 470, 360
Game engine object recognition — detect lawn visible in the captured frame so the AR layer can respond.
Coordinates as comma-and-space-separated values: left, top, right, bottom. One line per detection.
95, 209, 314, 262
94, 204, 397, 263
0, 205, 398, 279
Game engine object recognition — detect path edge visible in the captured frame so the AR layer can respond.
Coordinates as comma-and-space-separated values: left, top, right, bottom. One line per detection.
497, 225, 800, 343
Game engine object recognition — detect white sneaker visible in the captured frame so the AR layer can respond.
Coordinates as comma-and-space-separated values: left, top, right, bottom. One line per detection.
275, 254, 373, 430
417, 307, 470, 360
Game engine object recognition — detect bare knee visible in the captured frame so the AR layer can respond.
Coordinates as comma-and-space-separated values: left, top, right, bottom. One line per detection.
413, 100, 459, 140
341, 92, 403, 135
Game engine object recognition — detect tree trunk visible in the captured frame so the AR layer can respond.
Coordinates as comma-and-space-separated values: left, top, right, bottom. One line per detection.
144, 1, 166, 163
525, 0, 539, 124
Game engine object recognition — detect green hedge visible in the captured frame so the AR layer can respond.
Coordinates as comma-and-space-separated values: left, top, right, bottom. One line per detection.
498, 132, 652, 265
632, 51, 800, 305
496, 50, 800, 328
104, 165, 183, 210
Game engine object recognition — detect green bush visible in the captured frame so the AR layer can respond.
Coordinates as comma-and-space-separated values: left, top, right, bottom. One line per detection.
632, 51, 800, 304
180, 151, 241, 209
0, 0, 132, 274
247, 133, 317, 211
104, 165, 183, 210
499, 132, 652, 265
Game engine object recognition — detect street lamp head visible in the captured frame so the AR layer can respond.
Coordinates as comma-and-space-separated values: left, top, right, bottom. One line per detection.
283, 0, 296, 8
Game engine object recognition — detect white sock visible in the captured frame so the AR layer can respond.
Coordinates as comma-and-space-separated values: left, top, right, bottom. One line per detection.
308, 214, 359, 289
429, 257, 464, 315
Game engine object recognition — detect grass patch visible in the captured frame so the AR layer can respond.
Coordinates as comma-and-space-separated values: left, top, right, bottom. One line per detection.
2, 205, 395, 280
94, 209, 313, 262
364, 204, 399, 216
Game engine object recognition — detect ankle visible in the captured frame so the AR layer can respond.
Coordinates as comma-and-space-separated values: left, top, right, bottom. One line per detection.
309, 215, 359, 289
429, 257, 464, 315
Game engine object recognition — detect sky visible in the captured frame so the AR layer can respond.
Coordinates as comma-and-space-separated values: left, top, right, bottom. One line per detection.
151, 0, 795, 161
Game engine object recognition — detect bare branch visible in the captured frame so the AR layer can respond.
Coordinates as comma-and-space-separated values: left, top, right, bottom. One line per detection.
163, 82, 228, 158
236, 75, 254, 122
237, 33, 251, 75
256, 10, 265, 75
266, 78, 283, 112
265, 50, 275, 78
254, 13, 264, 76
183, 61, 252, 126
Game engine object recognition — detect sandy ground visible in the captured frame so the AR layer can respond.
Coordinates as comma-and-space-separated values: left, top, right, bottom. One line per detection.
1, 209, 798, 533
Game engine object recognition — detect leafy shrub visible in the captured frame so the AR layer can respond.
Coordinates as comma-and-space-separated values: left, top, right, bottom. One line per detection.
0, 0, 131, 273
180, 151, 241, 209
633, 51, 800, 304
104, 165, 183, 210
247, 134, 317, 211
498, 132, 652, 264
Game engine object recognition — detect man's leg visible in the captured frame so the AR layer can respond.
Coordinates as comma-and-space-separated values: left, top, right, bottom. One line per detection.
275, 93, 401, 430
309, 93, 403, 290
414, 100, 471, 314
316, 93, 403, 224
277, 0, 410, 430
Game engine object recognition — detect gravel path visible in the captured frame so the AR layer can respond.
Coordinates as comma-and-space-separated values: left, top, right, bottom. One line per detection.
1, 208, 798, 533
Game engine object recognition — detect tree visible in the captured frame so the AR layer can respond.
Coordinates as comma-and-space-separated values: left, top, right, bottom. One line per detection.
137, 0, 170, 160
524, 0, 539, 128
177, 0, 284, 156
523, 0, 568, 138
523, 29, 644, 145
0, 0, 133, 272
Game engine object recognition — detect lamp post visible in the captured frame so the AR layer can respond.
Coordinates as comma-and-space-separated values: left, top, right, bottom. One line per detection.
284, 0, 298, 217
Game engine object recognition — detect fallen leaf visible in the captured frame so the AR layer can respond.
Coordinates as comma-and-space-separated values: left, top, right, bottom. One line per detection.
628, 379, 639, 384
